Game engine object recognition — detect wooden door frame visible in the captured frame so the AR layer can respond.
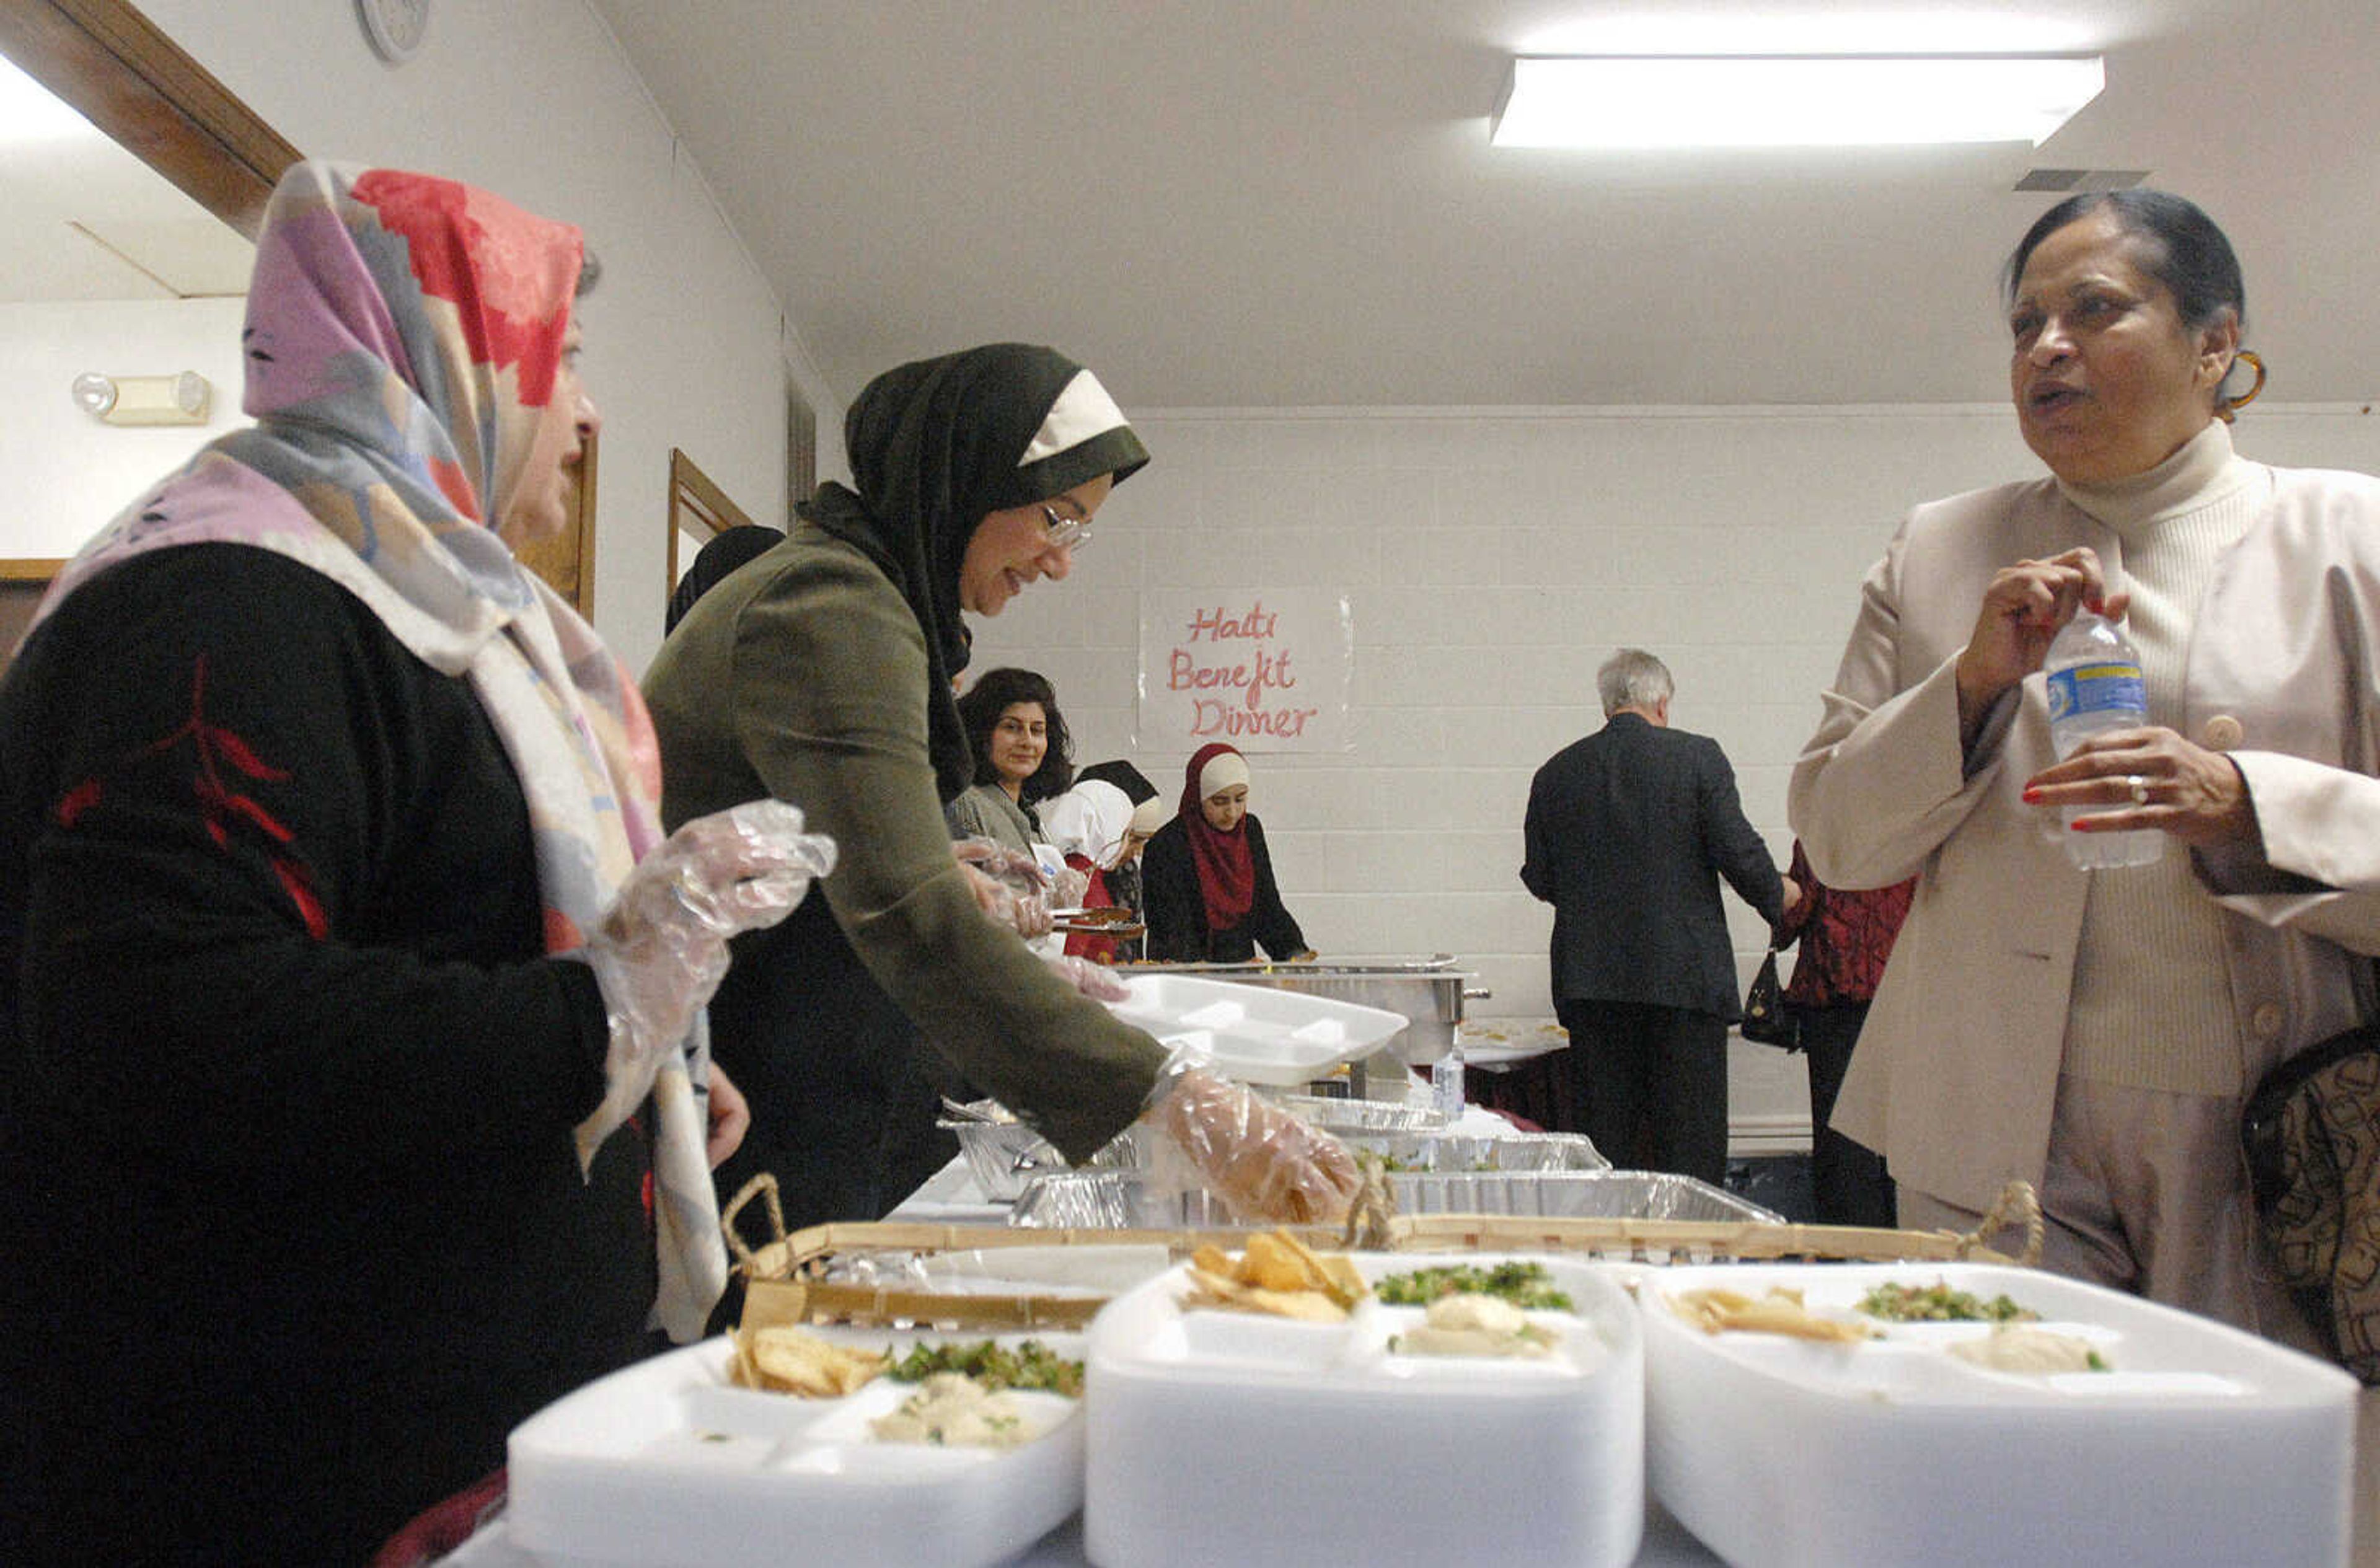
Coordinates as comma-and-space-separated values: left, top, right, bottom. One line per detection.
666, 447, 759, 591
0, 2, 599, 619
0, 0, 301, 241
0, 1, 299, 594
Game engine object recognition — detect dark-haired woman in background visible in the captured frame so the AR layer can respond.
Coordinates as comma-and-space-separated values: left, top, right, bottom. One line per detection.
946, 666, 1071, 855
1791, 188, 2380, 1347
1142, 742, 1316, 964
666, 524, 783, 633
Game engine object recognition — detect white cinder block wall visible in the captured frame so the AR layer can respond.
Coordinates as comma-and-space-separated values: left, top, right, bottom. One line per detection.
969, 404, 2380, 1136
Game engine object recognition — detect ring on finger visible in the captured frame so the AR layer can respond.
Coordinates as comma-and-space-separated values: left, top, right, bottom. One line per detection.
2125, 774, 2149, 806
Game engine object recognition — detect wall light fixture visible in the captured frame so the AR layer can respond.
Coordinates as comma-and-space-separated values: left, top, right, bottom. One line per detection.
70, 371, 213, 426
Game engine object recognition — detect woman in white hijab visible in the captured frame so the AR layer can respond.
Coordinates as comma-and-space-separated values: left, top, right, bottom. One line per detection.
1038, 777, 1148, 964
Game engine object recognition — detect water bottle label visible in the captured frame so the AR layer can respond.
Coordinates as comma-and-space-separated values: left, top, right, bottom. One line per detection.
2047, 663, 2146, 722
1432, 1054, 1465, 1117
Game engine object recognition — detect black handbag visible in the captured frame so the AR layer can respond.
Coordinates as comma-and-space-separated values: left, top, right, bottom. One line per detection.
1739, 946, 1798, 1050
2242, 1018, 2380, 1384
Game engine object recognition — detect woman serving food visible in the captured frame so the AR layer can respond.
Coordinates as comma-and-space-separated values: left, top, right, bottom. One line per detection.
945, 666, 1073, 856
1142, 742, 1316, 963
645, 345, 1357, 1233
0, 163, 824, 1562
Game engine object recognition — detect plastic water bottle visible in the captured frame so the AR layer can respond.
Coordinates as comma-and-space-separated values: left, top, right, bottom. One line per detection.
2043, 611, 2163, 870
1430, 1042, 1466, 1121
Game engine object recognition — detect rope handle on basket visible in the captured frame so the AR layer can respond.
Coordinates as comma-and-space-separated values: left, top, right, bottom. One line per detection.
720, 1171, 787, 1269
1955, 1179, 2045, 1266
1339, 1152, 1396, 1251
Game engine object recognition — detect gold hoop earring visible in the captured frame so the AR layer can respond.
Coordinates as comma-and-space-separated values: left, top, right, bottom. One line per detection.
2216, 349, 2266, 423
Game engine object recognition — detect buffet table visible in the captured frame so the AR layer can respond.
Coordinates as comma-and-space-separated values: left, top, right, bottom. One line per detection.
437, 1487, 1727, 1566
429, 1086, 2380, 1568
1457, 1016, 1578, 1130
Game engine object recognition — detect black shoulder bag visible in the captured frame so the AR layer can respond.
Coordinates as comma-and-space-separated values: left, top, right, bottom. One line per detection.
2242, 1018, 2380, 1385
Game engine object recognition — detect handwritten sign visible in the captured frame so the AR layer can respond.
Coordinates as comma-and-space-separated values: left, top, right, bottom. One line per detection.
1135, 590, 1352, 752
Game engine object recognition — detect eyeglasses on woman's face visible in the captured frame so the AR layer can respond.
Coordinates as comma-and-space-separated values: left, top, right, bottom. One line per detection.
1041, 503, 1091, 553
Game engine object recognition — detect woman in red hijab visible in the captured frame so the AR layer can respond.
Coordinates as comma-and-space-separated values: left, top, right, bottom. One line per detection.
1140, 742, 1315, 962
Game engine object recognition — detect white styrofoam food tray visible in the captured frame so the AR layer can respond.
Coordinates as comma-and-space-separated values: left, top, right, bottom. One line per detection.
506, 1329, 1086, 1568
1103, 972, 1408, 1085
1640, 1262, 2360, 1568
1083, 1251, 1643, 1568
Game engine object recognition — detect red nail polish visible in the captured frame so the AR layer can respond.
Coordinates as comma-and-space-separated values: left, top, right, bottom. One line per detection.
2021, 788, 2043, 803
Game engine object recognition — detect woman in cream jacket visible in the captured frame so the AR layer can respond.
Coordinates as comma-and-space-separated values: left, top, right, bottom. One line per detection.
1791, 188, 2380, 1342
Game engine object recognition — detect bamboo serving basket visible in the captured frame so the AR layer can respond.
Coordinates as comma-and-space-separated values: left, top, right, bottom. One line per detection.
721, 1173, 2043, 1334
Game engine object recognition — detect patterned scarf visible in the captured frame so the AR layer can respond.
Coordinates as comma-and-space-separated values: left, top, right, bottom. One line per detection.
37, 162, 725, 1342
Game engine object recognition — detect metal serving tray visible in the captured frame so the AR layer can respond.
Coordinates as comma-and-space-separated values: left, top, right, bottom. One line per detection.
1008, 1169, 1776, 1229
938, 1118, 1141, 1202
1339, 1130, 1610, 1173
939, 1093, 1461, 1201
1254, 1091, 1450, 1134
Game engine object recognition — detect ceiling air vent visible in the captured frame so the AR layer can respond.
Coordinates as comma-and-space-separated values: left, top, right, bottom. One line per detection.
2015, 168, 2151, 192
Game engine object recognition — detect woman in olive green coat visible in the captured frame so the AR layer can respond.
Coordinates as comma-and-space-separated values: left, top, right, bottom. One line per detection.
645, 344, 1357, 1231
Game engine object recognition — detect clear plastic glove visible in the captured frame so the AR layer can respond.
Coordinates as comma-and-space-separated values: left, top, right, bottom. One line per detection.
1147, 1065, 1362, 1225
1047, 863, 1091, 910
580, 801, 836, 1132
1027, 844, 1093, 914
953, 834, 1052, 938
1042, 951, 1132, 1002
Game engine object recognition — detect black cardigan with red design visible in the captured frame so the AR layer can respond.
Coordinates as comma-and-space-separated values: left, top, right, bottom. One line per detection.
0, 544, 648, 1564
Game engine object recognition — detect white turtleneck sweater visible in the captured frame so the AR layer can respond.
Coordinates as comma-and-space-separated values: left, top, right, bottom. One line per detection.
2055, 420, 2269, 1096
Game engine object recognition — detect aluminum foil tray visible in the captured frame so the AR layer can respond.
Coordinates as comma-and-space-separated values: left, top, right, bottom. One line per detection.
1340, 1130, 1610, 1173
1008, 1169, 1777, 1229
941, 1094, 1457, 1200
1254, 1091, 1450, 1133
938, 1117, 1141, 1202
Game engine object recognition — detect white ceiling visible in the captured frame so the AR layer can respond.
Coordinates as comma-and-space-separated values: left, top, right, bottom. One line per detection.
584, 0, 2380, 410
0, 59, 253, 304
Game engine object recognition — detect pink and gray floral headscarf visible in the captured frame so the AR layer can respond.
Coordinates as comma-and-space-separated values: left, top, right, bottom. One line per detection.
38, 161, 725, 1341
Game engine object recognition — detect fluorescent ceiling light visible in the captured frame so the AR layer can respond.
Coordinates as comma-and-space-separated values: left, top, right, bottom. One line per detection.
0, 54, 98, 143
1491, 55, 2104, 149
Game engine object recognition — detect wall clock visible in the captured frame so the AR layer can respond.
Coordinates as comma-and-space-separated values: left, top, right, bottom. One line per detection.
358, 0, 431, 64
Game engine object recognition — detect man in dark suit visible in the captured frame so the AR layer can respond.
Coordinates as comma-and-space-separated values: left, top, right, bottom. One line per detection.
1520, 649, 1795, 1185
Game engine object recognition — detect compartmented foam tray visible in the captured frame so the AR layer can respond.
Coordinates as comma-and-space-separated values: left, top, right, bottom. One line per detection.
1639, 1261, 2361, 1568
1101, 972, 1410, 1085
1084, 1249, 1644, 1568
1010, 1168, 1769, 1229
506, 1324, 1089, 1568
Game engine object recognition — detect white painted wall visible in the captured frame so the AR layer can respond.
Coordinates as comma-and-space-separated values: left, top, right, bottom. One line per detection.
0, 298, 248, 558
99, 0, 847, 673
969, 403, 2380, 1132
22, 3, 2380, 1142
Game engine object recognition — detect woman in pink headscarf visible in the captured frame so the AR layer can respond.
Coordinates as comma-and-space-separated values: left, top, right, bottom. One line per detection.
1140, 742, 1316, 963
0, 162, 826, 1562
